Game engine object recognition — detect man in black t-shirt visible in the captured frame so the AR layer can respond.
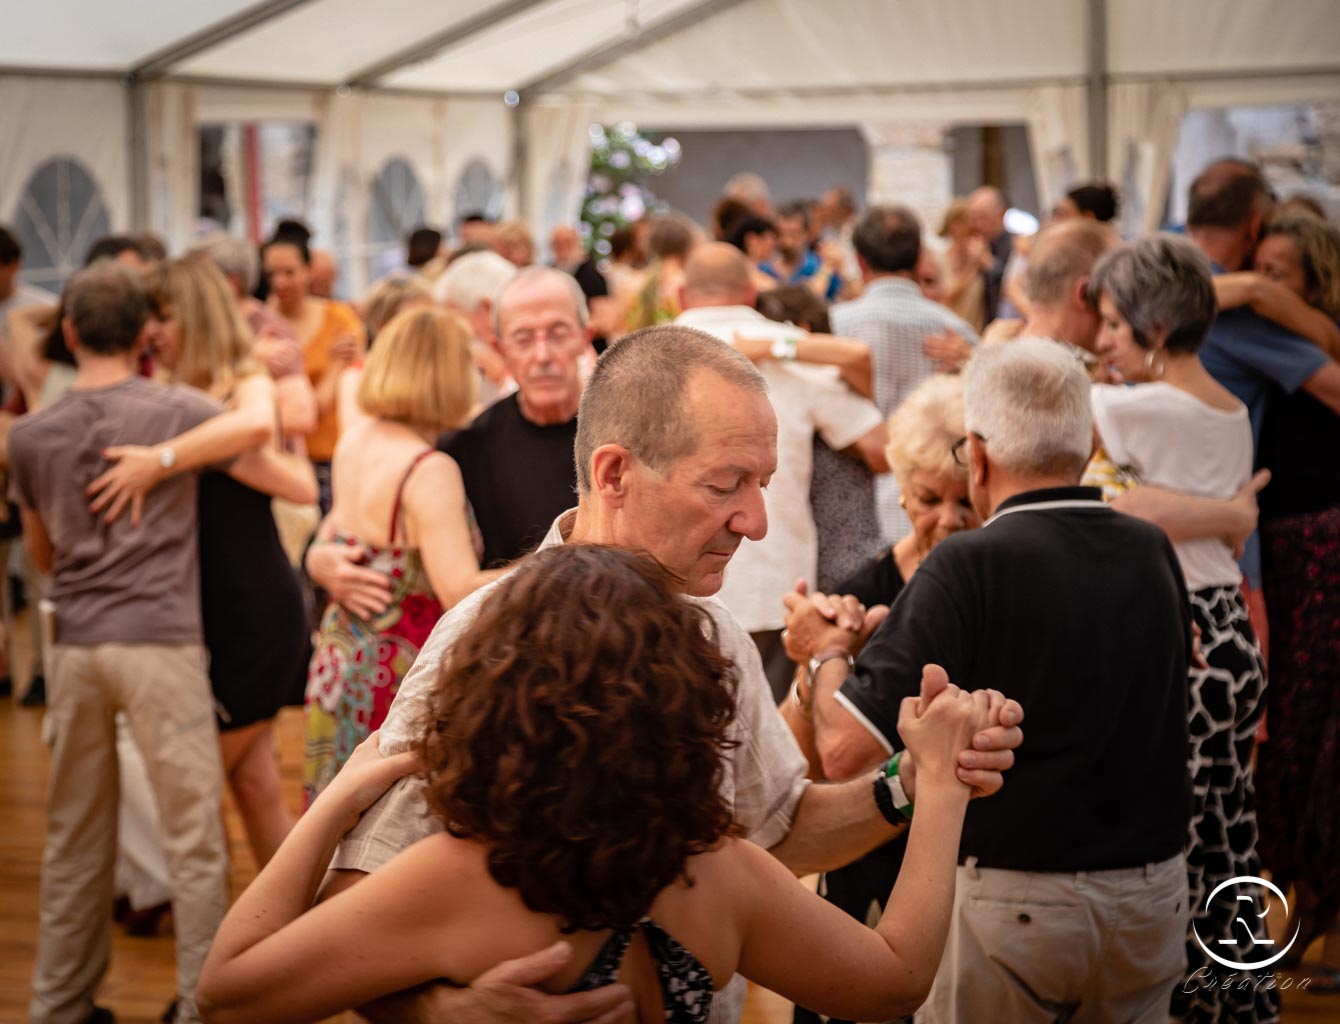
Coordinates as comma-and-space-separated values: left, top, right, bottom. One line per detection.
794, 339, 1193, 1023
438, 266, 592, 568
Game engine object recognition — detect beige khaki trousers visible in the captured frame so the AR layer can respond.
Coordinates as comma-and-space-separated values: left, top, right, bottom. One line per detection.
917, 854, 1189, 1024
30, 643, 228, 1024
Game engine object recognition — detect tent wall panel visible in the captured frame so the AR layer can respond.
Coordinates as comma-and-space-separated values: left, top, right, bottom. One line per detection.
0, 76, 131, 235
442, 98, 514, 223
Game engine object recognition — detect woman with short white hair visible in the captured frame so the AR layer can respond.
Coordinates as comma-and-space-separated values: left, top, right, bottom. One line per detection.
782, 375, 981, 1024
1088, 234, 1273, 1024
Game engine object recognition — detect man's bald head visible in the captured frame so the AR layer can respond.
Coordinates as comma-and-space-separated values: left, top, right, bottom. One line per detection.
1026, 220, 1115, 307
1186, 158, 1276, 272
682, 242, 754, 308
1188, 158, 1274, 231
309, 248, 337, 298
967, 187, 1008, 239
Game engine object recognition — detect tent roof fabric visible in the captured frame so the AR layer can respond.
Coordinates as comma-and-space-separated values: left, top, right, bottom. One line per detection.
4, 0, 1339, 94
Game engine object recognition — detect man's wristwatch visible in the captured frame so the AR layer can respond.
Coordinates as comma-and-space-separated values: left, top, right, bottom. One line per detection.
872, 750, 915, 824
770, 335, 800, 361
807, 647, 853, 681
157, 446, 177, 471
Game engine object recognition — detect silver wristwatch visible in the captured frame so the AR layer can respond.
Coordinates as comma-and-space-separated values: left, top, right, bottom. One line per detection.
808, 648, 853, 680
158, 446, 177, 471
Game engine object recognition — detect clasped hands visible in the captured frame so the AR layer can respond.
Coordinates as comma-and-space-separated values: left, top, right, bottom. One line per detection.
782, 581, 1024, 798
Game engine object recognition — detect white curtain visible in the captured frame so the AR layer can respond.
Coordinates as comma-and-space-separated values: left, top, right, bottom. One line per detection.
146, 81, 198, 254
1107, 79, 1189, 237
1024, 83, 1090, 212
523, 99, 603, 245
310, 90, 368, 298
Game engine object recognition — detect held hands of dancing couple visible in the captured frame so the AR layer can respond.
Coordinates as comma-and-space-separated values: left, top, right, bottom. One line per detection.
782, 578, 1025, 793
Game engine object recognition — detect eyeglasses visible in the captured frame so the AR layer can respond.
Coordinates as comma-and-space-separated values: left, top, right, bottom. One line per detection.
502, 322, 580, 353
951, 433, 985, 467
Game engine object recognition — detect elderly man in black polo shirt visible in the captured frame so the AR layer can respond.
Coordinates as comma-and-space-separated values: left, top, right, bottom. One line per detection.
799, 338, 1193, 1023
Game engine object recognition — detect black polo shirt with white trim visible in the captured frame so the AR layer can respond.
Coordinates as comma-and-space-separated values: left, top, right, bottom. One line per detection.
838, 486, 1193, 872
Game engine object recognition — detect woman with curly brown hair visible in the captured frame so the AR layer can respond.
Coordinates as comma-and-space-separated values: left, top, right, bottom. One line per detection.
197, 543, 985, 1024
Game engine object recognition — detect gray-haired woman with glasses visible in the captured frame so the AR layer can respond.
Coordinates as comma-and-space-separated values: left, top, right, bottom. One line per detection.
1088, 234, 1274, 1024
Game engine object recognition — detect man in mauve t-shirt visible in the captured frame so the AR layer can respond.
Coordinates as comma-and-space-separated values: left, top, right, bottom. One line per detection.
8, 261, 230, 1024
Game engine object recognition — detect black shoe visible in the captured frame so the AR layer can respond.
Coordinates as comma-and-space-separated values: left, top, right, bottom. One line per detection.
21, 674, 44, 707
160, 998, 177, 1023
0, 675, 11, 699
86, 1008, 116, 1024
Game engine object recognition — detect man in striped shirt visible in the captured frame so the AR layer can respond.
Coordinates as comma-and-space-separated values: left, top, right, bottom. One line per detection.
831, 206, 980, 543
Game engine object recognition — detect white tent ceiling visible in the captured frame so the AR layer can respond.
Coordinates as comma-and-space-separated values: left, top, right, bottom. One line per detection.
4, 0, 1340, 294
7, 0, 1338, 94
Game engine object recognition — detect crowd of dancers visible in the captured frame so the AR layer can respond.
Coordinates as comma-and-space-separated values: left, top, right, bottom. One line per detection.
0, 154, 1336, 1023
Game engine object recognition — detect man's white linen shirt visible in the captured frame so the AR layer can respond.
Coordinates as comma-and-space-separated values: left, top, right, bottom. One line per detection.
333, 511, 812, 1024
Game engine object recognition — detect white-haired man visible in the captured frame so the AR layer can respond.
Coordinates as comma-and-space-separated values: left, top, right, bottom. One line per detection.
796, 338, 1193, 1022
309, 266, 593, 610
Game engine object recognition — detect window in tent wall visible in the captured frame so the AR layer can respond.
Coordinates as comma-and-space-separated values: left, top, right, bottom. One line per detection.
196, 123, 317, 241
1167, 104, 1340, 230
453, 158, 505, 240
366, 157, 427, 285
11, 157, 111, 292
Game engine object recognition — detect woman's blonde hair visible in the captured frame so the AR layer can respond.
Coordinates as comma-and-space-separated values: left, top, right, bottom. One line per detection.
885, 374, 967, 488
1263, 210, 1340, 320
938, 198, 970, 238
357, 306, 476, 432
146, 258, 258, 394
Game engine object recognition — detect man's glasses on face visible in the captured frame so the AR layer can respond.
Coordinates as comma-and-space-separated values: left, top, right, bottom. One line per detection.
503, 323, 579, 353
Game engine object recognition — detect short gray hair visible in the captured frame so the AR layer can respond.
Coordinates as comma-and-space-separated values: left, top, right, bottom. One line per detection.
494, 265, 589, 339
431, 249, 518, 315
1086, 234, 1216, 355
574, 326, 767, 494
189, 232, 259, 294
962, 337, 1092, 478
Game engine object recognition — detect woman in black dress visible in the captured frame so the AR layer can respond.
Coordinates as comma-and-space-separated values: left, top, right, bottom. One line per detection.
96, 258, 317, 867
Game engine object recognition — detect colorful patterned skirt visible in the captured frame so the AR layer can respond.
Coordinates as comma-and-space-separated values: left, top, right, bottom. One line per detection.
303, 588, 443, 807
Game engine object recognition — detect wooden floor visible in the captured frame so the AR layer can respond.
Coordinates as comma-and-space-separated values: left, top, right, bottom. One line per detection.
1, 680, 1336, 1022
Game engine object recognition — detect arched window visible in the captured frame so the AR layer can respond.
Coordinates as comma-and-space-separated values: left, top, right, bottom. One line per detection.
454, 158, 504, 229
10, 157, 111, 291
366, 157, 426, 282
